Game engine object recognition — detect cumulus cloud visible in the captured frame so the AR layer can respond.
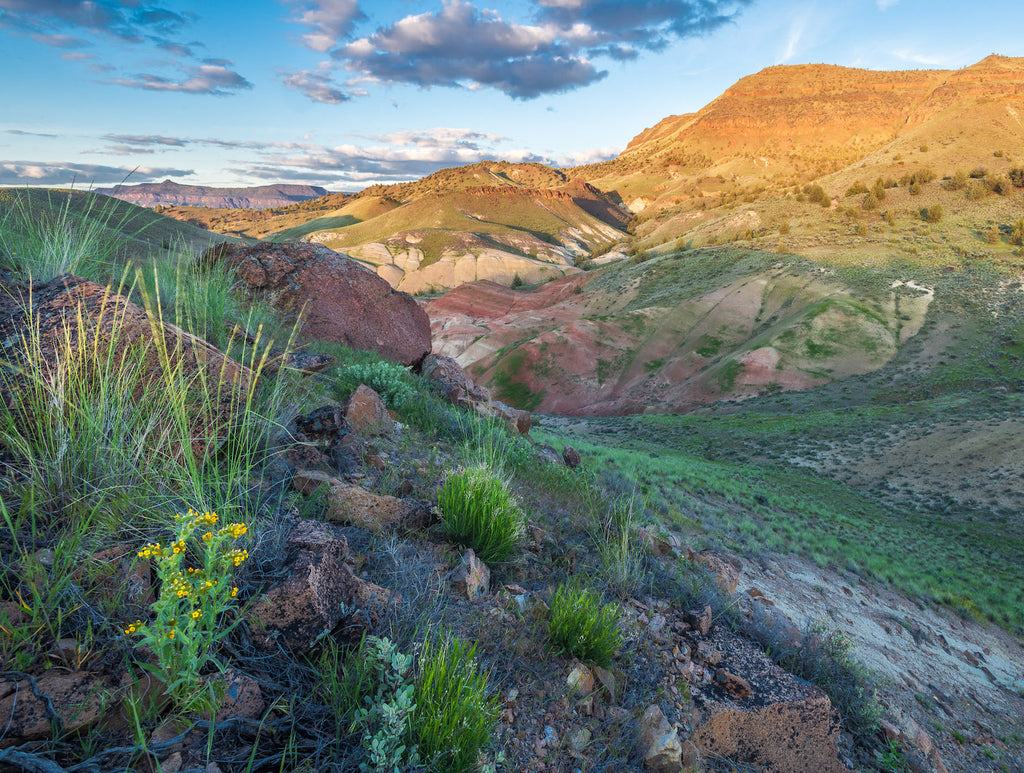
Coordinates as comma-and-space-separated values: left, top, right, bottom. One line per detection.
0, 1, 193, 43
283, 0, 364, 52
0, 160, 193, 186
290, 0, 753, 100
282, 67, 351, 103
534, 0, 752, 46
109, 64, 253, 95
333, 0, 605, 98
0, 1, 250, 96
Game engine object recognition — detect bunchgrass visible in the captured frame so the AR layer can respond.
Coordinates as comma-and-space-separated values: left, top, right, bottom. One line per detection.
596, 493, 644, 597
0, 187, 141, 281
437, 463, 525, 563
412, 633, 499, 773
547, 582, 622, 667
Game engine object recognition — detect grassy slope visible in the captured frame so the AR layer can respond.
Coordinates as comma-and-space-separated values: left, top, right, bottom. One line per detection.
533, 252, 1024, 632
0, 188, 237, 263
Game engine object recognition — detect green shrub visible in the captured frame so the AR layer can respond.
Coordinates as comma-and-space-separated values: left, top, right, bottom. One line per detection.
861, 193, 878, 211
921, 204, 943, 223
337, 359, 417, 410
547, 582, 622, 667
357, 637, 421, 772
1011, 219, 1024, 247
413, 634, 499, 773
845, 181, 868, 197
438, 464, 524, 562
1009, 167, 1024, 187
871, 178, 886, 201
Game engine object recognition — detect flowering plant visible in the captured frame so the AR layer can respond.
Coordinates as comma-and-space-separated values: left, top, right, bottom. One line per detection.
125, 509, 248, 710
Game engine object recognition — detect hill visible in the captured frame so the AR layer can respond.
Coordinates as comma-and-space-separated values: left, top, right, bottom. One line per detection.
96, 179, 330, 209
0, 187, 239, 265
286, 162, 630, 293
579, 55, 1024, 215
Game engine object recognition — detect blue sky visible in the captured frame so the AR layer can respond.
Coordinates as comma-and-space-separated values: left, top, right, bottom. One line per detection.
1, 0, 1022, 190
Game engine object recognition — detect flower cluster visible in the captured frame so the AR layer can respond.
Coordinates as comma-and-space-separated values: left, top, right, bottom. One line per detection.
124, 509, 249, 711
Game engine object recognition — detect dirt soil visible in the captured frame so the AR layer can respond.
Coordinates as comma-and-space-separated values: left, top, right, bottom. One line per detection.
741, 554, 1024, 772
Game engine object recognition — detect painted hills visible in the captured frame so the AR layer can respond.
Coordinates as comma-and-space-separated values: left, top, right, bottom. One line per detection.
97, 180, 330, 209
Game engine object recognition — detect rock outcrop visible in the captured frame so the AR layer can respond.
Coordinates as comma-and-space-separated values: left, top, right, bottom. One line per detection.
689, 624, 846, 773
203, 242, 431, 366
96, 180, 329, 210
419, 353, 531, 435
248, 520, 390, 652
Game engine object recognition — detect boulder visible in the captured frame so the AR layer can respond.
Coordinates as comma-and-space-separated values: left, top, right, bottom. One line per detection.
419, 353, 531, 435
450, 548, 490, 600
0, 274, 252, 460
292, 469, 430, 532
344, 384, 394, 436
248, 520, 389, 652
203, 242, 431, 366
689, 625, 846, 773
637, 704, 683, 773
0, 670, 116, 746
694, 550, 742, 594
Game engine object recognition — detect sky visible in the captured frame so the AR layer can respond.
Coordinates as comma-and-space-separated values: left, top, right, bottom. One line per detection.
1, 0, 1023, 191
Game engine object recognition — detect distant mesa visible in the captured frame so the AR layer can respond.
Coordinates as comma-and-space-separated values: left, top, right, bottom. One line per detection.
96, 179, 330, 210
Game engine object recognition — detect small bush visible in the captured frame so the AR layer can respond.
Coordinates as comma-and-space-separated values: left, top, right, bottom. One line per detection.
909, 181, 922, 196
1009, 167, 1024, 187
547, 582, 622, 667
969, 166, 988, 179
987, 175, 1012, 195
777, 221, 790, 235
413, 634, 499, 773
871, 178, 886, 201
845, 181, 868, 197
861, 192, 878, 211
921, 204, 943, 223
437, 464, 524, 562
803, 184, 829, 205
945, 169, 968, 191
1010, 219, 1024, 246
337, 359, 416, 410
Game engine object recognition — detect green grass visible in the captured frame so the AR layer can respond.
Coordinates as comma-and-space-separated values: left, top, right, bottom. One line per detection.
533, 413, 1024, 632
413, 634, 500, 773
437, 464, 525, 562
547, 582, 622, 667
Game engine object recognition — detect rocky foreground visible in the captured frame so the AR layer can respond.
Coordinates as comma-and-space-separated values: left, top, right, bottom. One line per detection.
0, 243, 1020, 773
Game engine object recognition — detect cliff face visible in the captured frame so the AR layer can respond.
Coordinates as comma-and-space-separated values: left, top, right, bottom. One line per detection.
96, 180, 330, 210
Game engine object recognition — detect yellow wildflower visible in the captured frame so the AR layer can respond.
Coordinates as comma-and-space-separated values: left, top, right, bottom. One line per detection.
230, 587, 238, 598
190, 609, 202, 620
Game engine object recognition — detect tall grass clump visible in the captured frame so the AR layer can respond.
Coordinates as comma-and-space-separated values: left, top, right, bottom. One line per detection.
437, 463, 524, 563
412, 634, 499, 773
547, 582, 622, 667
0, 188, 140, 281
596, 494, 644, 597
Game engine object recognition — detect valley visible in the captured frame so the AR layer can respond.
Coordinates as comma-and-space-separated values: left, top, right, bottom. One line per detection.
3, 53, 1024, 773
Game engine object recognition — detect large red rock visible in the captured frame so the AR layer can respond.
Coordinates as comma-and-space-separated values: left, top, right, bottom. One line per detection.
204, 242, 431, 366
689, 625, 846, 773
0, 274, 252, 460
